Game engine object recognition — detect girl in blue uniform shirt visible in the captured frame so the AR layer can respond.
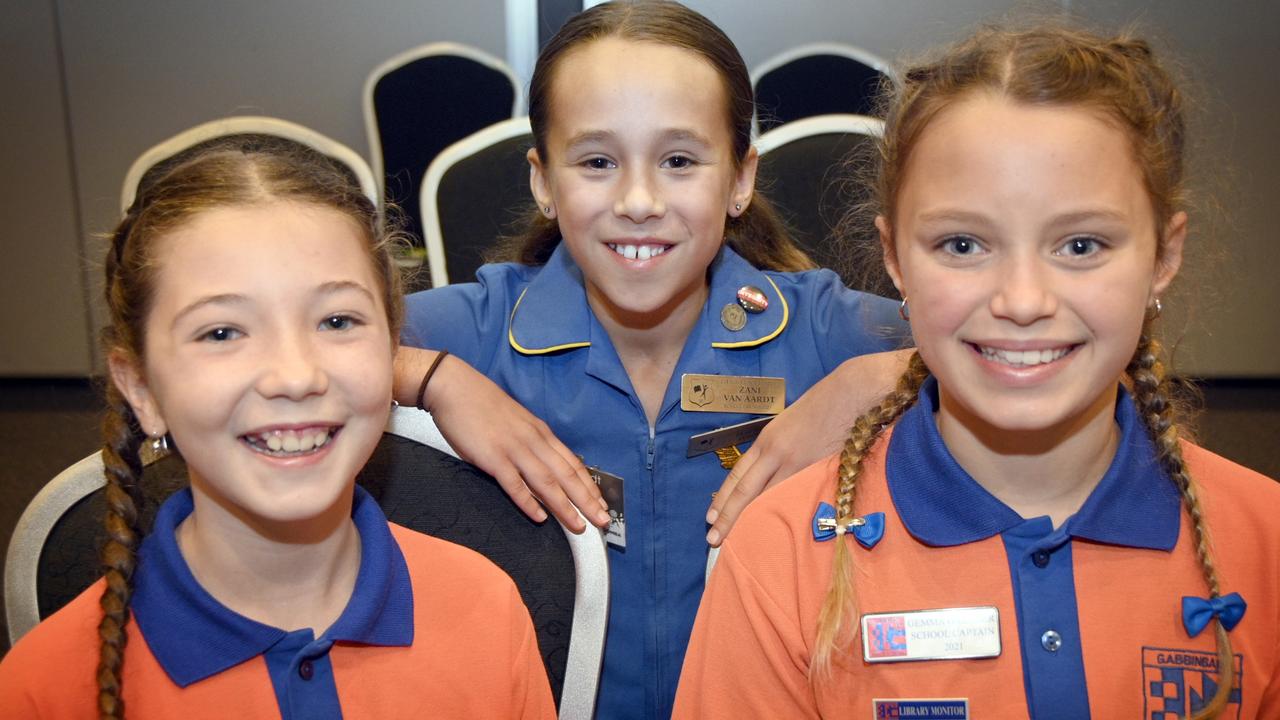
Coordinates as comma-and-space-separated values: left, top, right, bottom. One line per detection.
0, 135, 555, 719
399, 2, 908, 717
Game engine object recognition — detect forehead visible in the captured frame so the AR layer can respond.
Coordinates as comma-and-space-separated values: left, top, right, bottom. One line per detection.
897, 93, 1152, 224
150, 201, 378, 302
545, 37, 730, 143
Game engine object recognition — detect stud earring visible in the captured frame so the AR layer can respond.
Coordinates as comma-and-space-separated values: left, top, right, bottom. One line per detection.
543, 206, 551, 214
734, 203, 742, 212
898, 297, 910, 322
1147, 297, 1163, 319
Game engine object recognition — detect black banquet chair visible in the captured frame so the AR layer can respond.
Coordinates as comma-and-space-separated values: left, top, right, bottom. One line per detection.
752, 42, 896, 134
756, 113, 897, 297
419, 117, 535, 287
364, 43, 522, 255
4, 407, 608, 719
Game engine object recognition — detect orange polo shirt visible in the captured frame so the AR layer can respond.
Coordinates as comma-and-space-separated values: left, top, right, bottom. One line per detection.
0, 487, 555, 719
675, 384, 1280, 719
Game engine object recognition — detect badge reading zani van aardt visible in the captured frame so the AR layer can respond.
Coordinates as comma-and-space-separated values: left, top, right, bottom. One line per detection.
861, 607, 1001, 663
680, 374, 785, 414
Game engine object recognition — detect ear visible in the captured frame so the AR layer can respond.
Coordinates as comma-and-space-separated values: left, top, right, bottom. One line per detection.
727, 146, 759, 217
1152, 210, 1186, 297
108, 349, 166, 437
527, 147, 555, 219
876, 215, 905, 296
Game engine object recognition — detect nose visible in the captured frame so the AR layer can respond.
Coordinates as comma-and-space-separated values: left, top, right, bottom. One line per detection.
989, 253, 1058, 325
257, 330, 328, 400
614, 166, 665, 222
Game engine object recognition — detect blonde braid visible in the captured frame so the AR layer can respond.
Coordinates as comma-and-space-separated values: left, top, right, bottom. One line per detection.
1128, 326, 1234, 719
811, 352, 929, 678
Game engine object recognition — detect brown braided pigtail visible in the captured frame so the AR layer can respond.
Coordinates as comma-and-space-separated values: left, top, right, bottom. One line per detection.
95, 209, 149, 719
811, 352, 929, 678
1128, 326, 1233, 719
95, 380, 145, 719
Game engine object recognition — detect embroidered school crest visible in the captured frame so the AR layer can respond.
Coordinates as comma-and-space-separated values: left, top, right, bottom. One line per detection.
1143, 647, 1242, 719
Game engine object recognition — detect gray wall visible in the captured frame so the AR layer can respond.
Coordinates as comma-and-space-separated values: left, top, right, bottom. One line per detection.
2, 0, 1277, 376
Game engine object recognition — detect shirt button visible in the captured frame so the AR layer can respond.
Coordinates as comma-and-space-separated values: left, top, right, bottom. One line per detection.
1032, 550, 1050, 568
1041, 630, 1062, 652
298, 660, 314, 680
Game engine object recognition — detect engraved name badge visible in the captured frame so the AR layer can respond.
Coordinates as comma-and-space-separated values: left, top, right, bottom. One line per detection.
862, 607, 1001, 663
680, 373, 785, 414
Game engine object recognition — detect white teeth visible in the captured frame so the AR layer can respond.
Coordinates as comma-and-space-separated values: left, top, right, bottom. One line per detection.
609, 243, 668, 260
247, 427, 334, 456
979, 345, 1071, 367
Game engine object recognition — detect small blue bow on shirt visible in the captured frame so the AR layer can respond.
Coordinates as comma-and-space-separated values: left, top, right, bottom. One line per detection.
1182, 593, 1247, 638
811, 502, 884, 549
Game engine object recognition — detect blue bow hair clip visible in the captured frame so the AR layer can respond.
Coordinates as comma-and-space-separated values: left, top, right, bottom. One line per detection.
1182, 592, 1247, 638
811, 502, 884, 549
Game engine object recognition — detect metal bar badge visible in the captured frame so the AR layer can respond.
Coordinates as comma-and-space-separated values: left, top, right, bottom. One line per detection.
861, 607, 1001, 663
680, 373, 785, 414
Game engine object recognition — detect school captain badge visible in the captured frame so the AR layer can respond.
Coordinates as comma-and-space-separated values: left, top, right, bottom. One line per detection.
1143, 647, 1243, 718
861, 607, 1001, 663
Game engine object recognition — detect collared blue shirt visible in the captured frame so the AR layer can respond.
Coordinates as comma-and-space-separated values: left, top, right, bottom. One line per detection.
405, 243, 905, 719
131, 486, 414, 720
885, 379, 1181, 719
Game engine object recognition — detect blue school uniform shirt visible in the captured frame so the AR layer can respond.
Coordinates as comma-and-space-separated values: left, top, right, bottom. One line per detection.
404, 243, 905, 719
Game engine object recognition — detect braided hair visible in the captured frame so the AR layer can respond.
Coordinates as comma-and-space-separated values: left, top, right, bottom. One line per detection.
96, 134, 403, 718
814, 26, 1233, 717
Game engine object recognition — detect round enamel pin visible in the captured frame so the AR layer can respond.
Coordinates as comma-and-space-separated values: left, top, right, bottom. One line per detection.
736, 285, 768, 313
720, 303, 747, 331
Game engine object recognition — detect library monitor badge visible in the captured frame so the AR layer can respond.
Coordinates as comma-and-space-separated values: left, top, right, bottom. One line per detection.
871, 699, 969, 719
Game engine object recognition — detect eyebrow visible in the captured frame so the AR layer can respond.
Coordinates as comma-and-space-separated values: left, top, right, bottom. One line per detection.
169, 281, 376, 330
563, 128, 715, 153
171, 293, 248, 330
915, 207, 1131, 227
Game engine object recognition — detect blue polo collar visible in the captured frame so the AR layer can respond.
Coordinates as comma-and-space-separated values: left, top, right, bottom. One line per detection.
131, 485, 414, 687
507, 242, 789, 354
886, 378, 1181, 550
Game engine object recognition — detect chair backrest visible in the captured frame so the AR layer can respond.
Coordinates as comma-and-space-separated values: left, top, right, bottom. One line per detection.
120, 116, 379, 214
752, 42, 896, 135
419, 117, 534, 287
5, 408, 607, 719
364, 43, 522, 255
756, 113, 897, 297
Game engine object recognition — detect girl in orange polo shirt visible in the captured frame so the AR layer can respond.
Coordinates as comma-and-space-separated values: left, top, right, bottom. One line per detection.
0, 135, 555, 719
676, 25, 1279, 720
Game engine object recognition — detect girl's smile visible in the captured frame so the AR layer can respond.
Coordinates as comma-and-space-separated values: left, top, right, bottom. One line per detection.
529, 37, 757, 330
115, 200, 395, 527
883, 92, 1184, 440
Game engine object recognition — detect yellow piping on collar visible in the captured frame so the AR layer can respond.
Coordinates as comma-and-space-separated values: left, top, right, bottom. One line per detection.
507, 287, 592, 355
711, 275, 789, 349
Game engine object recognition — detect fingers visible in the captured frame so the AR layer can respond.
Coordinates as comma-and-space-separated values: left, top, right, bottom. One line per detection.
705, 449, 780, 547
491, 463, 549, 525
542, 429, 611, 527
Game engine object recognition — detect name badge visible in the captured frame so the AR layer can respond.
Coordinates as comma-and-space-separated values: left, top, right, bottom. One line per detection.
862, 607, 1001, 663
586, 465, 626, 549
686, 416, 773, 458
680, 374, 785, 414
872, 699, 969, 719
